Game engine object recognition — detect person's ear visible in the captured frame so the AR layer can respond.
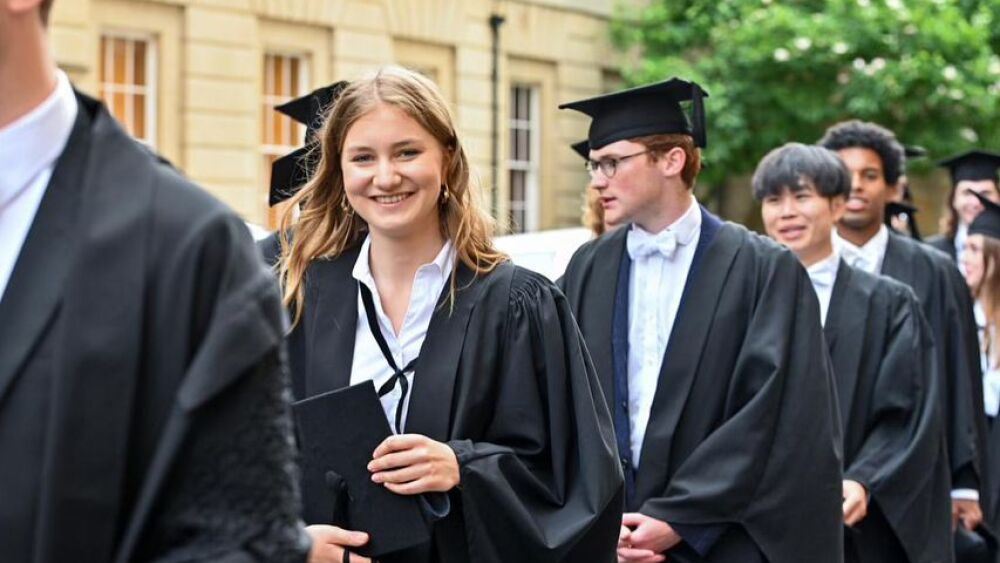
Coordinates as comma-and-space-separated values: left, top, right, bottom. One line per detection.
886, 179, 903, 202
830, 195, 847, 223
656, 147, 686, 179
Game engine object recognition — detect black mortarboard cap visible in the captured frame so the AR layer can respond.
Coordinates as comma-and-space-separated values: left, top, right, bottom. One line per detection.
968, 190, 1000, 240
275, 81, 350, 144
884, 200, 922, 241
570, 139, 590, 160
558, 77, 709, 149
269, 80, 349, 206
904, 145, 927, 160
938, 150, 1000, 184
293, 381, 432, 558
269, 146, 314, 206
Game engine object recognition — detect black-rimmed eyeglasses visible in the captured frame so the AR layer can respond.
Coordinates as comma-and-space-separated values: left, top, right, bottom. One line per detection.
584, 150, 651, 178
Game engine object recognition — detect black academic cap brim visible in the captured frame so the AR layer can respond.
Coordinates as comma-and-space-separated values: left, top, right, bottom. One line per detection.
275, 80, 350, 143
269, 146, 314, 206
559, 77, 709, 149
292, 381, 433, 558
885, 200, 916, 217
968, 190, 1000, 240
570, 140, 590, 160
904, 145, 927, 160
938, 150, 1000, 184
885, 200, 922, 240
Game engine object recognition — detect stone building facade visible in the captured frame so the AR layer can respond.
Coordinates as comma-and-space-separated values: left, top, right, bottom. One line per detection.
50, 0, 622, 231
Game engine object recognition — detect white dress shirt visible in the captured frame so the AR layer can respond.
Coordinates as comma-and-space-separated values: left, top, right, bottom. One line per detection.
806, 252, 841, 327
0, 71, 77, 302
626, 197, 701, 465
350, 236, 454, 433
955, 224, 968, 274
832, 225, 889, 275
975, 302, 1000, 418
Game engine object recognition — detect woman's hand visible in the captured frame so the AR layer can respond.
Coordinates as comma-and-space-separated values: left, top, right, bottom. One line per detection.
306, 525, 371, 563
369, 434, 460, 495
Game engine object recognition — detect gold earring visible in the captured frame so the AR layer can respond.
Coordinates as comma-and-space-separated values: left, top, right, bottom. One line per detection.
340, 197, 354, 215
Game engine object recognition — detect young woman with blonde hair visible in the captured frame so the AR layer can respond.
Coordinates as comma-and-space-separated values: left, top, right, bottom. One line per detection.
262, 66, 622, 563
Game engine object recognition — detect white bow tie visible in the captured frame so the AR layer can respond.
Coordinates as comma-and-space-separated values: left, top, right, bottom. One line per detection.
843, 249, 875, 273
627, 228, 679, 260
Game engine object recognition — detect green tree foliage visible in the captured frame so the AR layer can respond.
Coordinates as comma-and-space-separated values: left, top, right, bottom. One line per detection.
611, 0, 1000, 187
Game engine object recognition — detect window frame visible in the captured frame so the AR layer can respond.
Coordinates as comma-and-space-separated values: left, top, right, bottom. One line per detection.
507, 83, 541, 233
261, 51, 311, 229
98, 31, 158, 147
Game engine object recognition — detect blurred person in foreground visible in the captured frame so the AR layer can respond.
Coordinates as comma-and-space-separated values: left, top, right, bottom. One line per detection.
0, 0, 310, 560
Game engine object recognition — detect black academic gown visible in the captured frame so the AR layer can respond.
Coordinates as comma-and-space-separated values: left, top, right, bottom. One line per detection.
825, 262, 952, 563
559, 209, 844, 563
881, 232, 995, 559
0, 93, 309, 563
264, 237, 624, 563
882, 234, 990, 500
926, 234, 958, 263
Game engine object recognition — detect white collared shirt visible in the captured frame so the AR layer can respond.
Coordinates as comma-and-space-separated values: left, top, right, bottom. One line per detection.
975, 302, 1000, 418
955, 224, 968, 274
806, 252, 841, 327
832, 225, 889, 275
0, 71, 77, 302
350, 236, 454, 432
626, 197, 701, 465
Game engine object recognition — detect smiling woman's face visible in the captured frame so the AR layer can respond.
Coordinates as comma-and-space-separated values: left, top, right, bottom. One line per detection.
341, 102, 446, 240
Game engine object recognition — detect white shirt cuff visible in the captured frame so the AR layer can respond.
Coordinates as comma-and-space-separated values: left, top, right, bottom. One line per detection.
951, 488, 980, 501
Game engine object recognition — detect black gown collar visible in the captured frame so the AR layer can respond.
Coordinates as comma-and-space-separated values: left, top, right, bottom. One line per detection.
302, 246, 487, 441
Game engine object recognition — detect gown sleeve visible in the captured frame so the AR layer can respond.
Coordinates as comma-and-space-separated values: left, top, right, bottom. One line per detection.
845, 287, 951, 563
135, 214, 311, 563
446, 269, 624, 563
941, 260, 986, 492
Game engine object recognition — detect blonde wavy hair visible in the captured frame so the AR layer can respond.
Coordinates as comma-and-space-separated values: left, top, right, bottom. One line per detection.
277, 66, 507, 326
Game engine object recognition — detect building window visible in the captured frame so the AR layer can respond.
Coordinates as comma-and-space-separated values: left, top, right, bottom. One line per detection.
99, 34, 156, 146
508, 84, 540, 233
261, 53, 309, 228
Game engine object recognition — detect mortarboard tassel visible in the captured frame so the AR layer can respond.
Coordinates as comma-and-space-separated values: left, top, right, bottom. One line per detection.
691, 83, 707, 149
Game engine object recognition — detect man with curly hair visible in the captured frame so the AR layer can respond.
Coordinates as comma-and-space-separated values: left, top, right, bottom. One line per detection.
821, 120, 994, 560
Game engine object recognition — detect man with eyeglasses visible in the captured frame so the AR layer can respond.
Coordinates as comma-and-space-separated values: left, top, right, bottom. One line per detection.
558, 79, 843, 563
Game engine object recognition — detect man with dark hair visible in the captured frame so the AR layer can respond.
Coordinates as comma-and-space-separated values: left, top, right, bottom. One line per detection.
754, 142, 952, 563
0, 1, 310, 561
558, 80, 843, 563
820, 120, 993, 560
